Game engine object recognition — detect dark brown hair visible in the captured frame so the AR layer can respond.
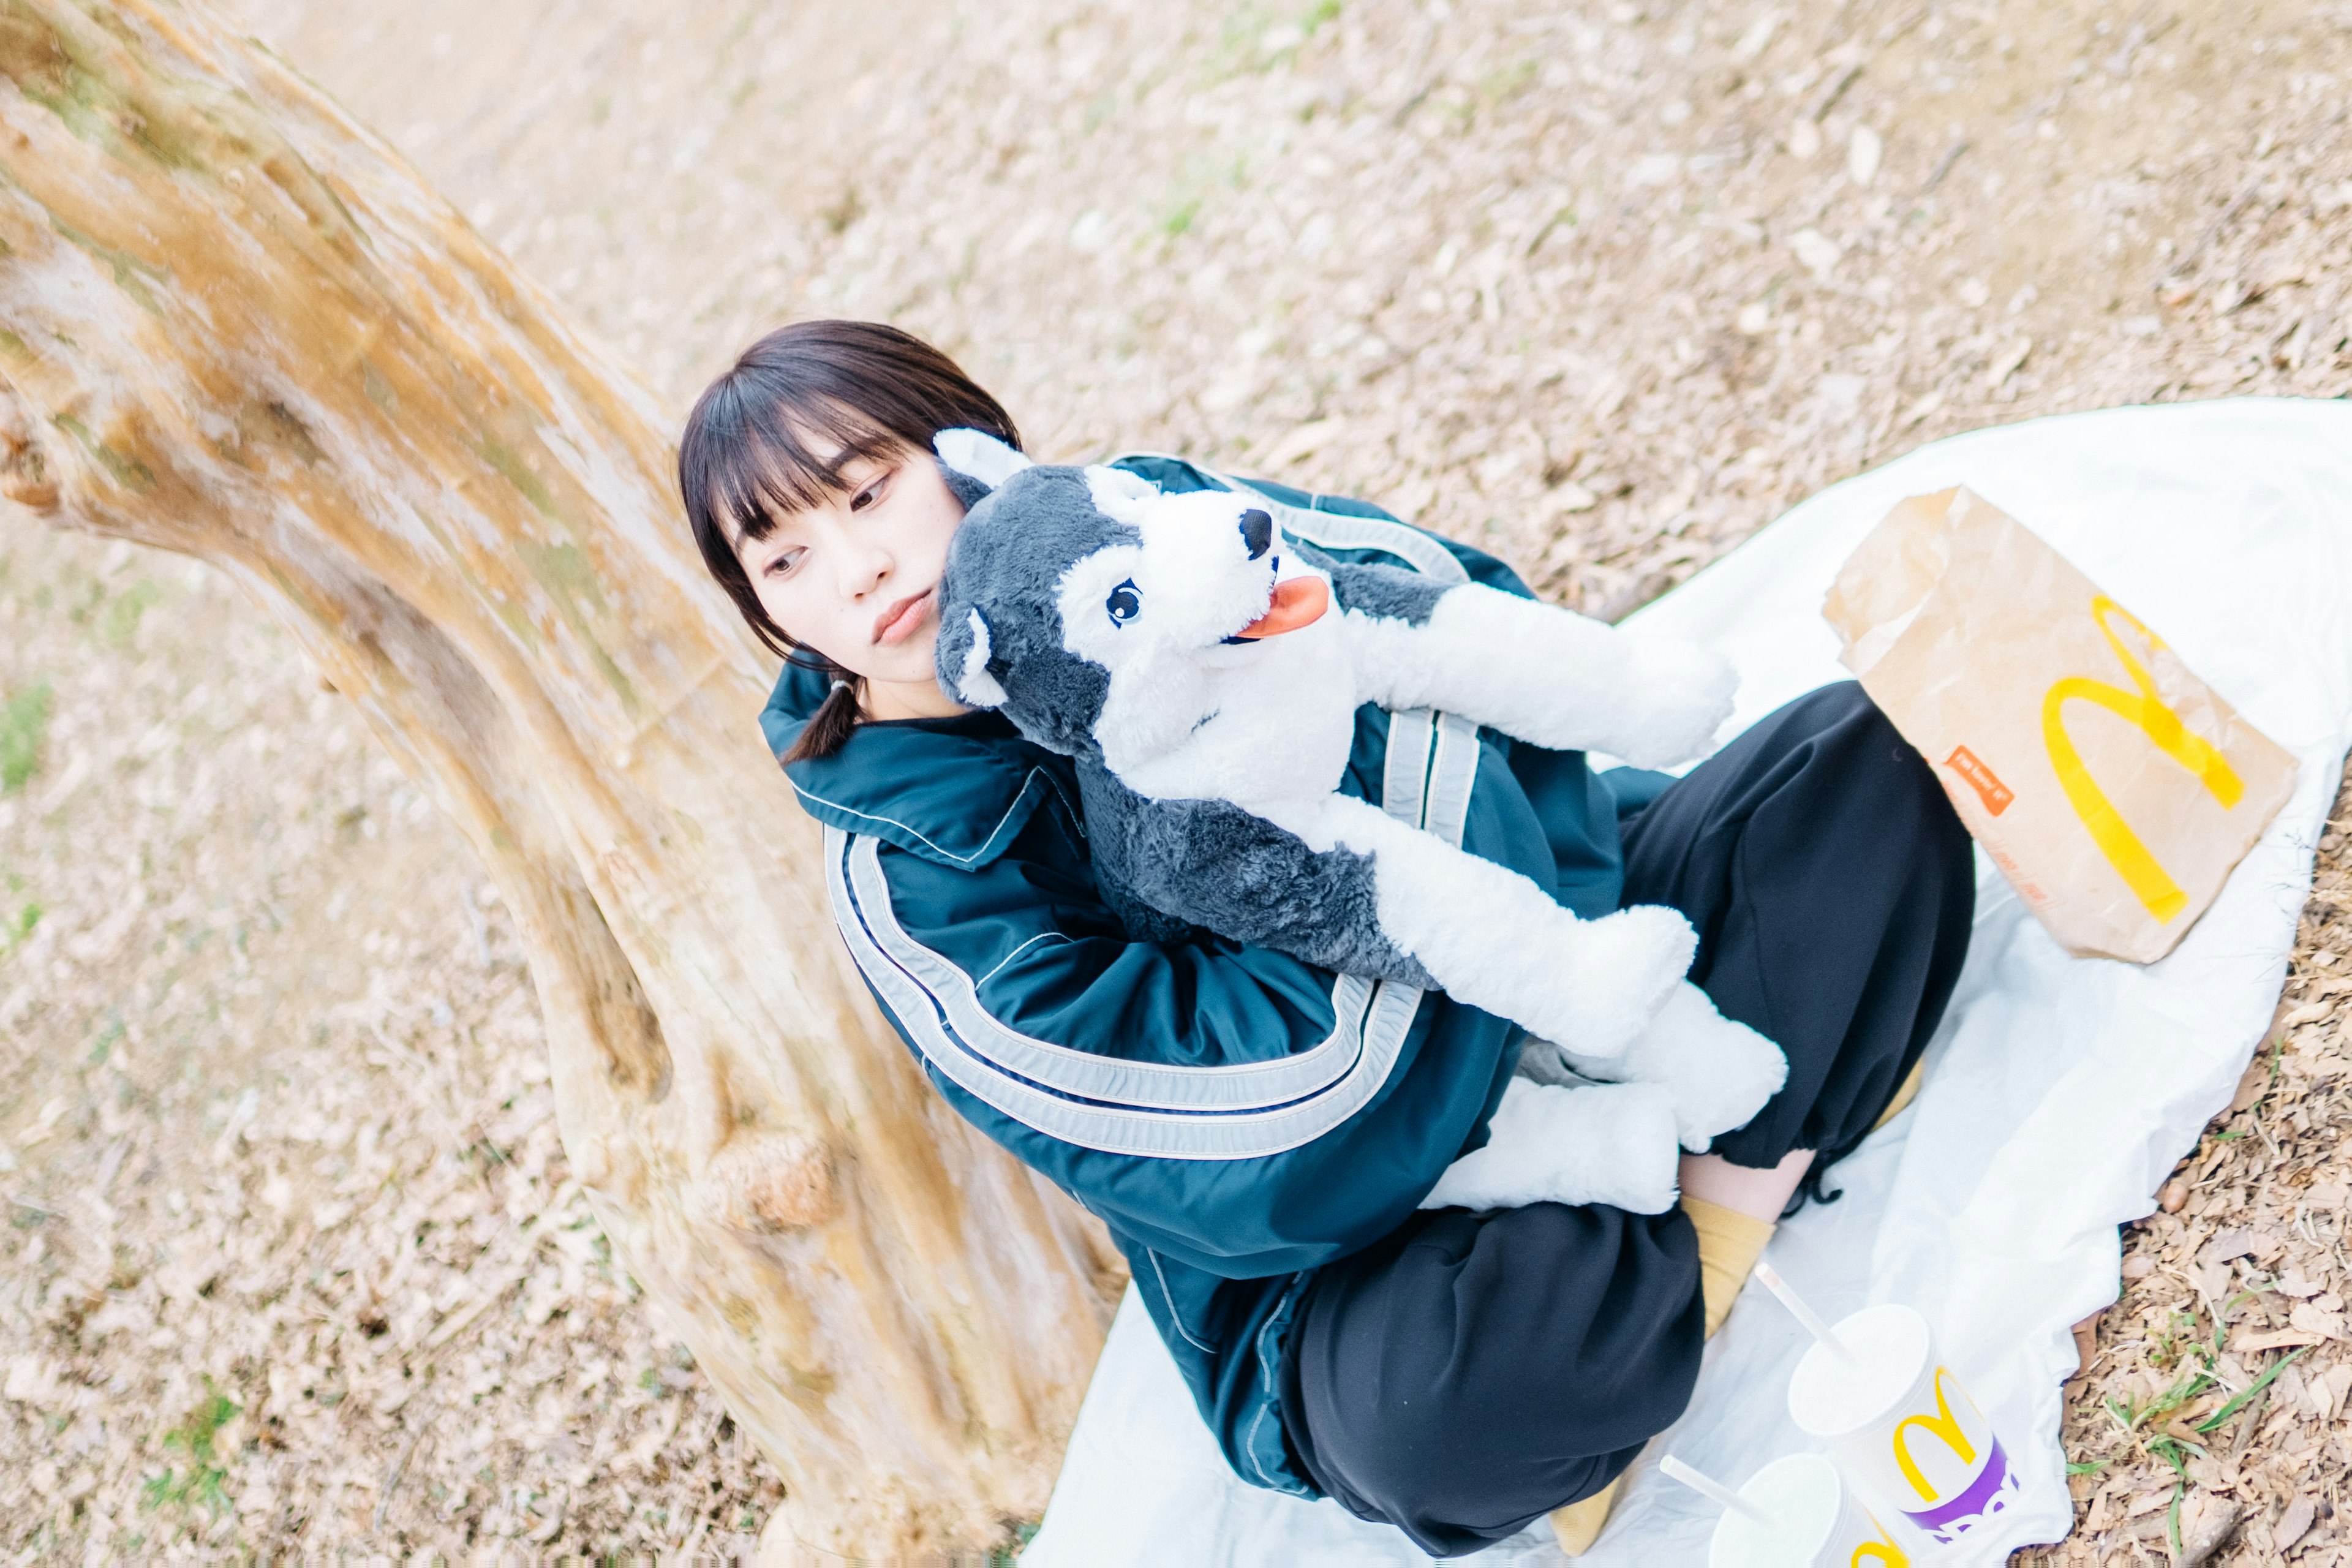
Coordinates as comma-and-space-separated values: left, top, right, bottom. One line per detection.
679, 320, 1020, 761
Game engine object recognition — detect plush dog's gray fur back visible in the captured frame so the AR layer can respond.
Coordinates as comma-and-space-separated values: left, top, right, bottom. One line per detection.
1293, 538, 1451, 626
1076, 761, 1434, 982
935, 466, 1132, 758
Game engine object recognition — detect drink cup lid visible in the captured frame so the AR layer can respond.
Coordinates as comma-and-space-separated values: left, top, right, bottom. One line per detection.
1706, 1454, 1842, 1568
1787, 1303, 1932, 1439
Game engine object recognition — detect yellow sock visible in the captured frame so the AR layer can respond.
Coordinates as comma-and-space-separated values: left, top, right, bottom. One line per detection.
1682, 1195, 1778, 1340
1549, 1479, 1621, 1556
1551, 1197, 1777, 1555
1872, 1055, 1928, 1133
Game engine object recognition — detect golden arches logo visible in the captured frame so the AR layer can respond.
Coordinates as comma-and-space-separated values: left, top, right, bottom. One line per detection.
1852, 1534, 1910, 1568
2041, 597, 2244, 923
1892, 1368, 1978, 1503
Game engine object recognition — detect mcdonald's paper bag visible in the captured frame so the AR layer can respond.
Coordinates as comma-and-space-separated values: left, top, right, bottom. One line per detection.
1823, 486, 2297, 963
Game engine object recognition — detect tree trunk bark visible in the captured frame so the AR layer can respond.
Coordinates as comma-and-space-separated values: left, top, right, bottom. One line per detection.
0, 1, 1125, 1556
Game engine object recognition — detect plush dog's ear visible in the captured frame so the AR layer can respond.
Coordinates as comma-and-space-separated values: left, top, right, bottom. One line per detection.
1084, 464, 1159, 526
934, 429, 1033, 511
946, 607, 1009, 709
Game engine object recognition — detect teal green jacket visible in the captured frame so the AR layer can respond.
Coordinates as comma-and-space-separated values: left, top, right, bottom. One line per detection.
762, 454, 1662, 1495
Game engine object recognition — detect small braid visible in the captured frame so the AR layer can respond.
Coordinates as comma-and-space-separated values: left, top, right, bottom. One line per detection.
783, 662, 865, 763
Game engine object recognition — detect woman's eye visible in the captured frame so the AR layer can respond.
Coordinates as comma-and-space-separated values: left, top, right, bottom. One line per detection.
849, 472, 889, 511
765, 547, 805, 578
1106, 580, 1142, 625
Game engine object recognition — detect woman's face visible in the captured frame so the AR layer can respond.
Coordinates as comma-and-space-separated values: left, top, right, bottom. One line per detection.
733, 440, 968, 716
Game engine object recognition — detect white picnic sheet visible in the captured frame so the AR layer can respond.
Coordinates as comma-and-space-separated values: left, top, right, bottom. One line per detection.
1023, 399, 2352, 1567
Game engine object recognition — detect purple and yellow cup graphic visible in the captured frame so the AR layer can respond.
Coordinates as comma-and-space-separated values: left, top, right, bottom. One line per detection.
1787, 1304, 2022, 1549
1702, 1453, 1915, 1568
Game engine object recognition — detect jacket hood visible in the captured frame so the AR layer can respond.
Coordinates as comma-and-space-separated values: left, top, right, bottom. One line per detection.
761, 660, 1070, 871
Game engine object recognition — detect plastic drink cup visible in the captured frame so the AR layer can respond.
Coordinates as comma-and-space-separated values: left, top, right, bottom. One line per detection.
1704, 1453, 1915, 1568
1786, 1303, 2022, 1549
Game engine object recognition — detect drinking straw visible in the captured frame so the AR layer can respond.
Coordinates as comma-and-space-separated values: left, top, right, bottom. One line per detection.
1660, 1455, 1774, 1523
1753, 1260, 1857, 1363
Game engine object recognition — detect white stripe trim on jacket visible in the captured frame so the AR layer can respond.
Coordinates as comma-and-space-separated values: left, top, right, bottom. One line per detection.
822, 508, 1480, 1159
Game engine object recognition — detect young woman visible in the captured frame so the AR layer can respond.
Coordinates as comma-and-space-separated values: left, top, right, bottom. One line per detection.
680, 319, 1977, 1558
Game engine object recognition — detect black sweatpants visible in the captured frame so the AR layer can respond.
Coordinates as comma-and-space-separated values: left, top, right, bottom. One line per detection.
1278, 682, 1977, 1558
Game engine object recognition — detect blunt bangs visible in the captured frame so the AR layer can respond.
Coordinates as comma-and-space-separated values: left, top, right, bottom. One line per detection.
695, 391, 903, 546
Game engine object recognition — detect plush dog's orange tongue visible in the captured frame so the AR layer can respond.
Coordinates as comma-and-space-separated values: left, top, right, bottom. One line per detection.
1234, 575, 1330, 639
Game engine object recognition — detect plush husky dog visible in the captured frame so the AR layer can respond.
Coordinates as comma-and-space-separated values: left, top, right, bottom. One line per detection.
930, 430, 1785, 1213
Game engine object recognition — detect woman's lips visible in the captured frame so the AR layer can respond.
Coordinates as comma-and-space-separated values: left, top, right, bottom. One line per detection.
873, 587, 935, 647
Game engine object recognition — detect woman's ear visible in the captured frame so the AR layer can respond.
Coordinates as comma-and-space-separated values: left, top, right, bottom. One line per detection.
945, 606, 1009, 709
934, 429, 1033, 509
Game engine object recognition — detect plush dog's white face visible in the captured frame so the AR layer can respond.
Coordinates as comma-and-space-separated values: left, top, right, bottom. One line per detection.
1054, 478, 1351, 801
1054, 479, 1302, 776
1055, 483, 1286, 672
933, 431, 1353, 802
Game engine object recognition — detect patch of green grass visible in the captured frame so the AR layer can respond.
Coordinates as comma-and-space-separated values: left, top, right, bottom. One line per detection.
1479, 56, 1540, 107
2103, 1362, 2213, 1439
142, 1379, 241, 1519
0, 680, 53, 793
99, 579, 160, 649
2194, 1346, 2305, 1436
1214, 0, 1344, 78
991, 1519, 1042, 1564
2085, 1341, 2308, 1561
1156, 151, 1251, 247
1525, 204, 1578, 257
2147, 1307, 2201, 1372
1, 869, 37, 953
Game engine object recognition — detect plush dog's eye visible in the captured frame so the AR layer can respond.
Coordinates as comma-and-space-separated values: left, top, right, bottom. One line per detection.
1106, 579, 1142, 625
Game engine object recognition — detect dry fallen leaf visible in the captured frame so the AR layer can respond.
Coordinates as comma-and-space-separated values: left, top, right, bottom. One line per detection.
2204, 1228, 2261, 1266
2290, 1301, 2346, 1339
2275, 1493, 2318, 1552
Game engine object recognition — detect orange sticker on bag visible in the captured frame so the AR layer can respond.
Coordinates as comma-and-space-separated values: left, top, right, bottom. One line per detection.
1942, 745, 2014, 816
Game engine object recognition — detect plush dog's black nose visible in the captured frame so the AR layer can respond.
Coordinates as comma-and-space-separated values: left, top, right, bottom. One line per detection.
1238, 508, 1274, 560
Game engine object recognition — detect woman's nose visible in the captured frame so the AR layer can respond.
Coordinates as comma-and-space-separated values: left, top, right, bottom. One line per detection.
839, 542, 893, 598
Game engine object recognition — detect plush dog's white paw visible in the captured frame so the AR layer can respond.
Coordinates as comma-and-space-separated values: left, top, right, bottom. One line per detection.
1611, 638, 1739, 769
1565, 982, 1789, 1152
1419, 1077, 1682, 1215
1548, 903, 1698, 1058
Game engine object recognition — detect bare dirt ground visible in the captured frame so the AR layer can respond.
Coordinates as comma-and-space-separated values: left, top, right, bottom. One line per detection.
4, 0, 2352, 1558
